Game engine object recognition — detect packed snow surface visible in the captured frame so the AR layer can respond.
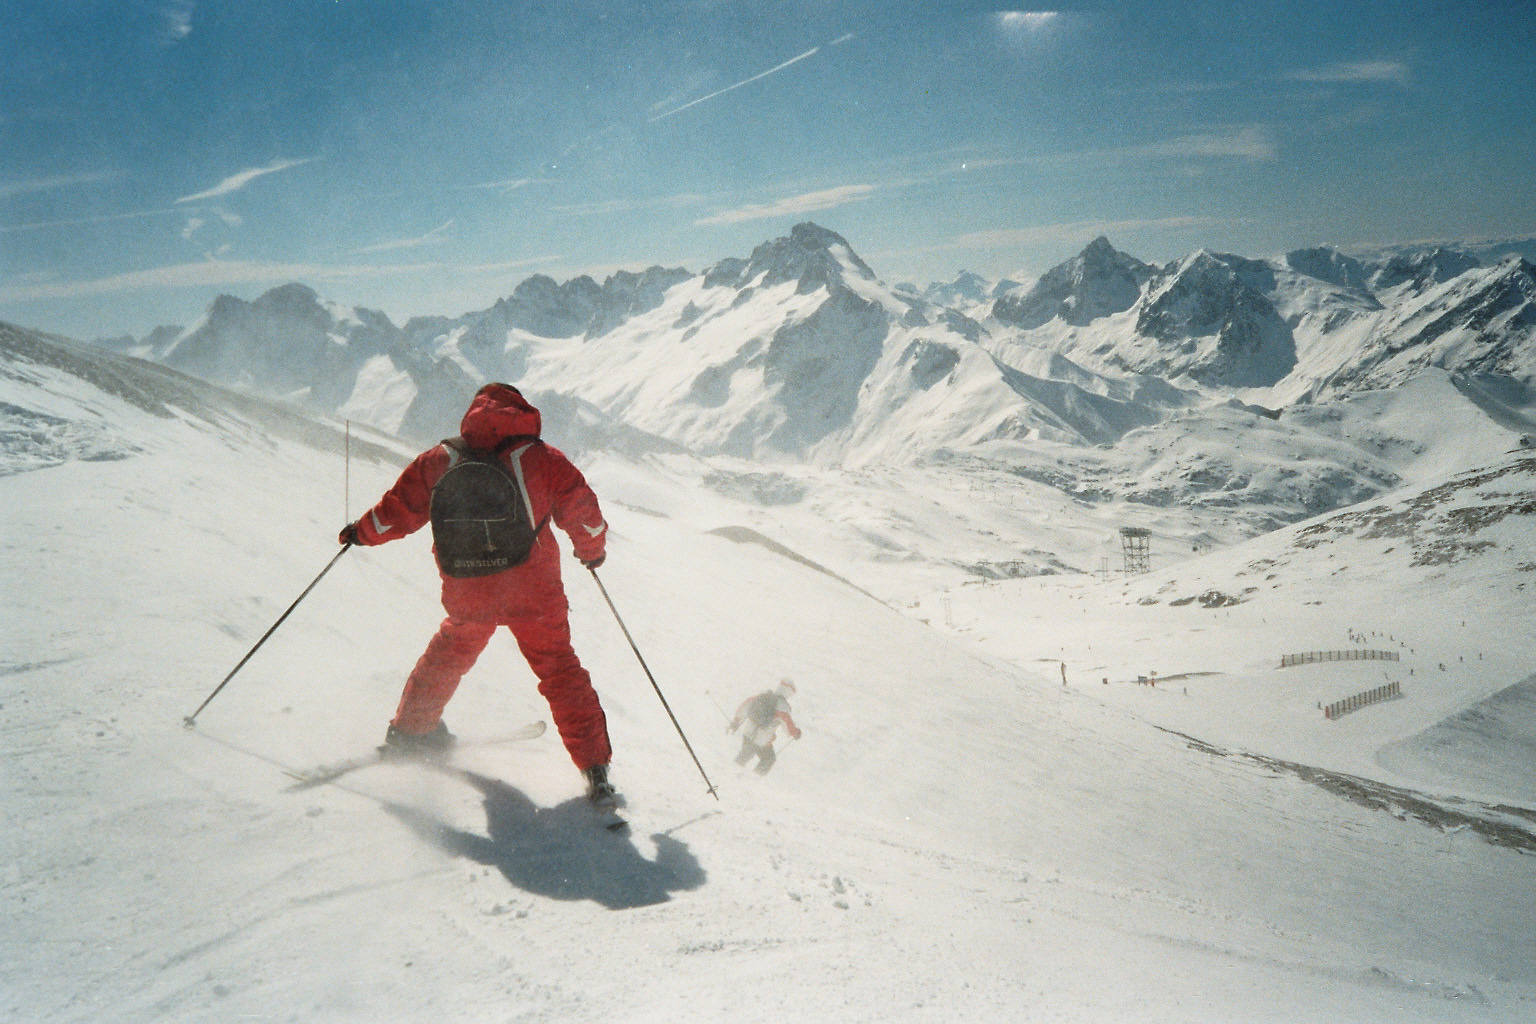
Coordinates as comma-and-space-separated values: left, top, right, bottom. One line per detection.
3, 325, 1534, 1022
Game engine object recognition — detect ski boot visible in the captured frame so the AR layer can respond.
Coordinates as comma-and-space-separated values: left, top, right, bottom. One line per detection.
382, 721, 455, 760
583, 763, 621, 808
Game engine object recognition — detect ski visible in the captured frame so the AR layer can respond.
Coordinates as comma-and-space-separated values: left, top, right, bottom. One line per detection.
595, 801, 629, 833
284, 720, 546, 789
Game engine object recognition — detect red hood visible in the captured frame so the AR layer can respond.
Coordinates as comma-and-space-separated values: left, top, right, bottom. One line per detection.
459, 384, 542, 448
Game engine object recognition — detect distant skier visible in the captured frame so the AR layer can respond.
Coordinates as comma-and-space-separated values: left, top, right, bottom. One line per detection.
728, 679, 802, 774
338, 383, 618, 807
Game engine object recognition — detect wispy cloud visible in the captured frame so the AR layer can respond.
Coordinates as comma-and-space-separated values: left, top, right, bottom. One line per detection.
650, 45, 823, 123
1125, 58, 1410, 103
938, 215, 1227, 253
465, 177, 542, 194
349, 219, 456, 255
995, 9, 1077, 46
1071, 126, 1277, 164
178, 209, 243, 260
0, 253, 553, 305
1108, 77, 1246, 99
180, 208, 241, 238
175, 157, 314, 204
160, 1, 195, 43
0, 260, 368, 302
1287, 59, 1411, 88
0, 170, 119, 200
554, 191, 710, 218
0, 205, 181, 234
455, 255, 564, 277
923, 127, 1276, 175
996, 11, 1061, 33
695, 184, 876, 226
1137, 126, 1277, 161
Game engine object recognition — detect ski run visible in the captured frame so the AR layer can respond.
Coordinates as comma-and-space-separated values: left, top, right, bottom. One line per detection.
3, 303, 1535, 1022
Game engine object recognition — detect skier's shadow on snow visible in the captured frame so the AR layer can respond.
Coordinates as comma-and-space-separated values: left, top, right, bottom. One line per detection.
385, 770, 706, 910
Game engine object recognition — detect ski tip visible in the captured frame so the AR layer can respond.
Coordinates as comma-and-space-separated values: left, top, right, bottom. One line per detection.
604, 816, 630, 832
282, 769, 328, 790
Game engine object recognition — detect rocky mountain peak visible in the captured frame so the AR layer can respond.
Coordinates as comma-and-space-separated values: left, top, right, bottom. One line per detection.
585, 266, 693, 338
906, 270, 996, 311
1405, 256, 1536, 355
1285, 247, 1371, 292
250, 282, 323, 315
992, 236, 1153, 329
1079, 235, 1117, 260
707, 221, 876, 294
1133, 250, 1295, 387
492, 274, 604, 338
1369, 246, 1481, 293
159, 284, 389, 407
484, 266, 692, 340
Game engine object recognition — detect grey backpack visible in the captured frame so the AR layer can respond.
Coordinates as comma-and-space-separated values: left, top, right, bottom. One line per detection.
429, 438, 543, 577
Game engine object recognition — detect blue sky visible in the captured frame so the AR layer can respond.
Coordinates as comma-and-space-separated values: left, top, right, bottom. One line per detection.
2, 0, 1534, 338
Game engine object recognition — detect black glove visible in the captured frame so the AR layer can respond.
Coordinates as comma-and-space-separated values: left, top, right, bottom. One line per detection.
338, 521, 360, 546
582, 554, 606, 571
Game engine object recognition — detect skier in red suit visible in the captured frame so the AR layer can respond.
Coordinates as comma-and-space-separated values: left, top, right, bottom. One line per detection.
728, 679, 802, 774
339, 383, 617, 805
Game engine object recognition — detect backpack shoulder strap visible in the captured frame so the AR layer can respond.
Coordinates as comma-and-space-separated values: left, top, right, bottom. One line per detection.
496, 436, 548, 535
494, 434, 541, 455
442, 435, 541, 458
439, 436, 469, 469
438, 435, 537, 469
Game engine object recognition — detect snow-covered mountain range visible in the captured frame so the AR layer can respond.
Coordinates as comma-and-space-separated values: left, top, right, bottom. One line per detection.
118, 223, 1536, 427
98, 223, 1536, 556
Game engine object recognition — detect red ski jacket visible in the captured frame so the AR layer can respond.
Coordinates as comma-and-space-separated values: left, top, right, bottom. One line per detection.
352, 384, 607, 622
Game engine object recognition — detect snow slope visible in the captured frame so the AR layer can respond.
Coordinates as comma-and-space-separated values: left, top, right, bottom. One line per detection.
3, 326, 1534, 1022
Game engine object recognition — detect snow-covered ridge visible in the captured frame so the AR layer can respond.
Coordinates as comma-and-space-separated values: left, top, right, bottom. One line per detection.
996, 239, 1536, 407
0, 320, 407, 475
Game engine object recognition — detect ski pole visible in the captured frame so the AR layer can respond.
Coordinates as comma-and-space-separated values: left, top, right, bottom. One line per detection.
344, 419, 351, 525
589, 567, 719, 800
183, 543, 353, 727
705, 690, 734, 729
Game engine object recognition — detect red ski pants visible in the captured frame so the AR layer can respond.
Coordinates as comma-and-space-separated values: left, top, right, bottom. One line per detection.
392, 611, 611, 770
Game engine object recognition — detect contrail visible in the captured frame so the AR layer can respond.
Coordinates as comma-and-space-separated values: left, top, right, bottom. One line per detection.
349, 219, 457, 256
650, 46, 821, 122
